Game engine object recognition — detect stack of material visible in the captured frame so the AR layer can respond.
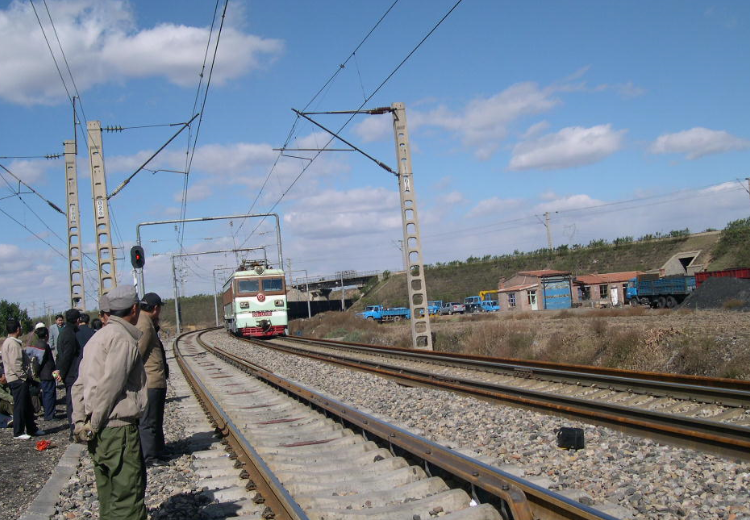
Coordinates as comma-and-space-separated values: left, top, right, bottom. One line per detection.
680, 277, 750, 310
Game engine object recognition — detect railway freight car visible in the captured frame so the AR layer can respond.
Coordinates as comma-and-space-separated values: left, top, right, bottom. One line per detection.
222, 263, 288, 337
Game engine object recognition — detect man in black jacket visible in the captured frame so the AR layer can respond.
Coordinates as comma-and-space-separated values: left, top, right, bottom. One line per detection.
76, 313, 96, 348
56, 308, 81, 438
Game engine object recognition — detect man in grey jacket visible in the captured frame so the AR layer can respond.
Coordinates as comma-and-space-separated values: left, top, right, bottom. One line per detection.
72, 286, 147, 520
2, 318, 45, 439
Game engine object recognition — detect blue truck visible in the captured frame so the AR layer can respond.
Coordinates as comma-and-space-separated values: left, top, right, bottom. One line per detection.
480, 300, 500, 312
427, 301, 443, 315
626, 275, 696, 308
464, 296, 483, 313
358, 305, 411, 322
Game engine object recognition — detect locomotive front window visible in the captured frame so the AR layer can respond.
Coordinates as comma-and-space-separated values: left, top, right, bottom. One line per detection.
263, 278, 284, 292
237, 279, 260, 293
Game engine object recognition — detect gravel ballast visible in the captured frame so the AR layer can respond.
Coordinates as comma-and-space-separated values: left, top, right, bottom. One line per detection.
206, 330, 750, 520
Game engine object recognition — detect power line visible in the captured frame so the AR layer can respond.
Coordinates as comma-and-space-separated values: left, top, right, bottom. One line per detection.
238, 0, 463, 248
233, 0, 400, 243
179, 0, 228, 248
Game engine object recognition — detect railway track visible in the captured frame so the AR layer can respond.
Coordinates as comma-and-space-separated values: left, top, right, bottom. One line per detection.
242, 335, 750, 461
175, 329, 622, 520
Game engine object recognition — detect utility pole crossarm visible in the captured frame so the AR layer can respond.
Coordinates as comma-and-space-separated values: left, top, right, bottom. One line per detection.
292, 109, 397, 175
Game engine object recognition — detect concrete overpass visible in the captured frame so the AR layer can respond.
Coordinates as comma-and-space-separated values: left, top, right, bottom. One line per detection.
289, 269, 383, 297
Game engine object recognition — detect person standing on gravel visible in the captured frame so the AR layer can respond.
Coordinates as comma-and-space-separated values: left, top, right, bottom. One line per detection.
136, 292, 169, 467
72, 285, 147, 520
29, 324, 59, 422
1, 318, 45, 439
49, 314, 64, 358
57, 308, 82, 439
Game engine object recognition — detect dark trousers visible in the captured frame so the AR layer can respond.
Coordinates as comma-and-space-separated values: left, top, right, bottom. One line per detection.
9, 380, 37, 437
89, 425, 147, 520
139, 387, 166, 462
41, 380, 57, 421
65, 382, 74, 432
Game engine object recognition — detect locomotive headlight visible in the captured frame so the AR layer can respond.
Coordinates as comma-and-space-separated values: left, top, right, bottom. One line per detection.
274, 299, 284, 307
239, 301, 249, 309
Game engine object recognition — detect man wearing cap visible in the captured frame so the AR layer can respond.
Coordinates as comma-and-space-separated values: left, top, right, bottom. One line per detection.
99, 294, 111, 326
72, 285, 147, 520
136, 292, 169, 466
57, 308, 82, 438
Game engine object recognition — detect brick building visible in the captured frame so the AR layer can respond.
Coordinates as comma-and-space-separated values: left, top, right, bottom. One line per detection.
497, 270, 573, 311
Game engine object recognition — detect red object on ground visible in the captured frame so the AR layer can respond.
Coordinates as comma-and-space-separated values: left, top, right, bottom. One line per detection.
35, 440, 51, 451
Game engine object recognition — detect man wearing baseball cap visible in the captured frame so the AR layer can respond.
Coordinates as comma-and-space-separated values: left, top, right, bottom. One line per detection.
71, 285, 147, 519
136, 292, 169, 466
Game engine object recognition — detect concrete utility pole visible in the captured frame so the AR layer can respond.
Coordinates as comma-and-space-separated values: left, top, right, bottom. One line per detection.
64, 140, 85, 310
545, 212, 553, 251
391, 103, 433, 350
340, 271, 345, 311
87, 121, 118, 297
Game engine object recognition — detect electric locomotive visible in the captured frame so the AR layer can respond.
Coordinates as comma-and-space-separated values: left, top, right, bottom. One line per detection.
222, 262, 288, 337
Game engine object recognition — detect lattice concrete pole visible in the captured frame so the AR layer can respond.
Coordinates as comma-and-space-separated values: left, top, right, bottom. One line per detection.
87, 121, 118, 296
391, 102, 433, 350
64, 140, 85, 310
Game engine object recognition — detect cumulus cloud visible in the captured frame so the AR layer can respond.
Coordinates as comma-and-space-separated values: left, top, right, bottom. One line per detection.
0, 0, 284, 105
650, 127, 750, 160
283, 187, 400, 239
352, 69, 642, 161
509, 124, 626, 171
0, 158, 58, 185
172, 183, 212, 203
436, 191, 468, 206
466, 197, 522, 218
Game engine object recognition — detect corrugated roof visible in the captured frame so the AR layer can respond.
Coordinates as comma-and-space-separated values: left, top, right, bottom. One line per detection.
498, 283, 539, 293
517, 269, 570, 277
575, 271, 641, 285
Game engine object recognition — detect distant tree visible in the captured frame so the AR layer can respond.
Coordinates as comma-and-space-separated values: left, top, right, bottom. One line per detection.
0, 300, 33, 336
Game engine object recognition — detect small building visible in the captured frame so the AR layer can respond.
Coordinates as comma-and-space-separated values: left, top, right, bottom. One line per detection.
574, 271, 641, 307
497, 270, 573, 311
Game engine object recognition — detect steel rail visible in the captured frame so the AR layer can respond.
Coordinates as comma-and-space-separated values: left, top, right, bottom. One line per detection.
246, 336, 750, 461
194, 330, 622, 520
284, 336, 750, 403
174, 330, 309, 520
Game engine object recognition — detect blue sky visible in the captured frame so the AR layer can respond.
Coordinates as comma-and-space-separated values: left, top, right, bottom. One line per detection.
0, 0, 748, 314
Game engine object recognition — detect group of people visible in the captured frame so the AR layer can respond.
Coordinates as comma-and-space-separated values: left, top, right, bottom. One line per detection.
1, 286, 169, 519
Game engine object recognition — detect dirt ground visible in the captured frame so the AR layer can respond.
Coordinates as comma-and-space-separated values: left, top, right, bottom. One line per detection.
292, 307, 750, 380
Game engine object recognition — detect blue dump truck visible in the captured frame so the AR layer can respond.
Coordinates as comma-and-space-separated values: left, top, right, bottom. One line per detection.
626, 275, 696, 308
427, 301, 443, 315
358, 305, 411, 323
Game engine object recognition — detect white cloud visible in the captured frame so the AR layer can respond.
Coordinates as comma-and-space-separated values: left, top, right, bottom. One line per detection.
0, 159, 57, 185
173, 183, 212, 203
650, 127, 750, 160
352, 69, 642, 161
509, 124, 626, 171
436, 191, 468, 206
533, 194, 606, 214
466, 197, 522, 218
283, 187, 400, 239
0, 0, 284, 105
521, 121, 550, 139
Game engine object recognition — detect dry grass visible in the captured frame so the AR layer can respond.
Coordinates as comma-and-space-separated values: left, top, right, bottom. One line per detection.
294, 308, 750, 380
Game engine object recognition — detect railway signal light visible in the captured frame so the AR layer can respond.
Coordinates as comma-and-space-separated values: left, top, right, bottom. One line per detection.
130, 245, 145, 269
